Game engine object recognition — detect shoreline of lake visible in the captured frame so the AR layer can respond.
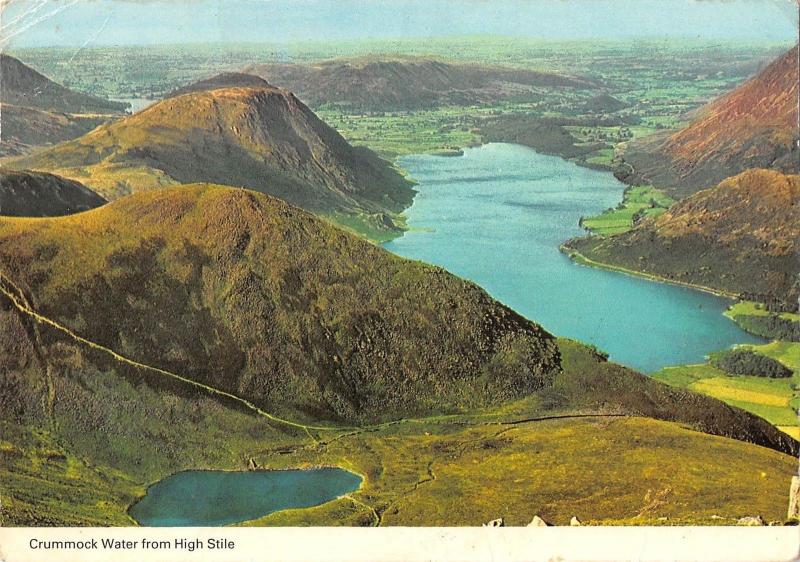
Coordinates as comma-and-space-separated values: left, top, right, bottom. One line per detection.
560, 245, 741, 300
128, 466, 363, 527
385, 143, 764, 372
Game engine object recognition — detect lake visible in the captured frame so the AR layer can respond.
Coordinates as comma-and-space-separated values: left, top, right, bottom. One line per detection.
129, 468, 362, 527
384, 143, 763, 372
113, 98, 156, 114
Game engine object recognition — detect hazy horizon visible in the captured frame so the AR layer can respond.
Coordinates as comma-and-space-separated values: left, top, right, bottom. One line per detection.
2, 0, 798, 49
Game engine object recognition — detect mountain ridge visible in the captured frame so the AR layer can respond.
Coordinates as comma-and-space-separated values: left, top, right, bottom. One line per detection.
243, 56, 599, 110
1, 54, 128, 114
7, 85, 415, 237
564, 169, 800, 308
623, 45, 799, 196
0, 184, 559, 423
0, 54, 127, 156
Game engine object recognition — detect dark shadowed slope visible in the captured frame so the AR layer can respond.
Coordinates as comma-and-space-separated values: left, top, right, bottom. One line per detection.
625, 46, 799, 196
565, 169, 800, 308
0, 170, 105, 217
243, 56, 598, 110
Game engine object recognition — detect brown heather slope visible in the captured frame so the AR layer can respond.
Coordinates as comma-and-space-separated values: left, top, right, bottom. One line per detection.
243, 56, 597, 110
0, 184, 559, 424
0, 170, 105, 217
8, 86, 414, 235
0, 55, 127, 156
565, 169, 800, 307
625, 46, 799, 196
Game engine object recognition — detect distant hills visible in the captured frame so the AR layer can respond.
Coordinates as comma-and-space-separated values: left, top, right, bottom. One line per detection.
167, 72, 273, 98
1, 54, 127, 114
624, 46, 799, 197
0, 171, 105, 217
8, 80, 415, 238
243, 56, 598, 110
0, 54, 127, 156
565, 169, 800, 307
582, 93, 628, 114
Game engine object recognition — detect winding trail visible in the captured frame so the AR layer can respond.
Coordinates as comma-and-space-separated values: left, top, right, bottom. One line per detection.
0, 268, 645, 527
0, 270, 355, 434
343, 494, 381, 527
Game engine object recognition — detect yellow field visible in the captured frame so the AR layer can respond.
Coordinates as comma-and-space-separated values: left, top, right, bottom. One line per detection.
692, 379, 789, 408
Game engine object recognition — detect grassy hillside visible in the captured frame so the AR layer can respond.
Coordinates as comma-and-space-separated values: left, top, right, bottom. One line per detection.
624, 46, 799, 197
564, 169, 800, 308
8, 86, 415, 241
243, 56, 597, 111
2, 320, 796, 526
0, 171, 105, 217
0, 184, 561, 424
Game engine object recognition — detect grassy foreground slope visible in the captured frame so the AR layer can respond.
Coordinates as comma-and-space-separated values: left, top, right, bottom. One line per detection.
2, 327, 796, 526
565, 169, 800, 308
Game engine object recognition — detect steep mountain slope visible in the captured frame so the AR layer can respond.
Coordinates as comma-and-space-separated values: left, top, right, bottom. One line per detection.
625, 46, 799, 196
8, 86, 415, 237
0, 170, 105, 217
0, 54, 127, 156
167, 72, 272, 98
0, 184, 559, 423
0, 54, 128, 114
0, 105, 111, 157
564, 169, 800, 307
243, 56, 597, 110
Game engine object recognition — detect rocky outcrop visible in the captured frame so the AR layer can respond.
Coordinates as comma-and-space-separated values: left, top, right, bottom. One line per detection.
528, 515, 550, 527
737, 515, 766, 526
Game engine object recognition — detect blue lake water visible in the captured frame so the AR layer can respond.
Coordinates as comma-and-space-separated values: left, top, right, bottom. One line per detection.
129, 468, 362, 526
384, 143, 764, 372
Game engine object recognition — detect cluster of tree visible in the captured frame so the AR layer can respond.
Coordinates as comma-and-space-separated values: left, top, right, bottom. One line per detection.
734, 314, 800, 342
740, 294, 799, 314
710, 349, 793, 379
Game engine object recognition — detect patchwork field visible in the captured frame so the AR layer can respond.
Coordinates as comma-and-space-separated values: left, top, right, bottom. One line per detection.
653, 341, 800, 438
580, 185, 675, 235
